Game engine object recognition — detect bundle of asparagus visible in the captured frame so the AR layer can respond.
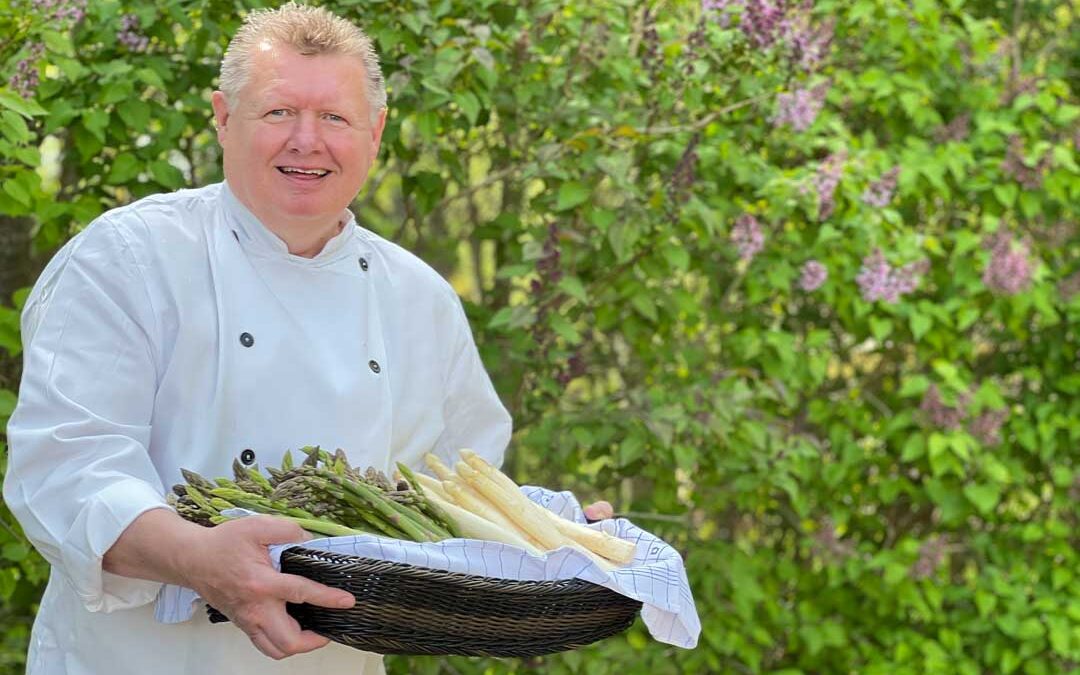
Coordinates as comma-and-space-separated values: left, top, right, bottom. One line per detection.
168, 446, 460, 542
418, 450, 637, 571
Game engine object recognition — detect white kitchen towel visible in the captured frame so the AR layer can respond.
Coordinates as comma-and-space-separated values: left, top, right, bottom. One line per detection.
154, 486, 700, 649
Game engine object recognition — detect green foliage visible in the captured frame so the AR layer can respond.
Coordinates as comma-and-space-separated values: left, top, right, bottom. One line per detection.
1, 0, 1079, 673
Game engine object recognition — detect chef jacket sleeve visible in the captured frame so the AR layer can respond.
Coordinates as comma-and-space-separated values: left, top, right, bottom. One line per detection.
3, 216, 169, 613
431, 295, 512, 470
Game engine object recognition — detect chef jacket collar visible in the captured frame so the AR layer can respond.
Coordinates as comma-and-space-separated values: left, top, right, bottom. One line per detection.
221, 180, 358, 266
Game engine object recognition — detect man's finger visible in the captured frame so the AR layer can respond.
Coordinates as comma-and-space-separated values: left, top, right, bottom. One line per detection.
258, 606, 332, 658
272, 573, 355, 610
243, 515, 311, 546
583, 500, 614, 521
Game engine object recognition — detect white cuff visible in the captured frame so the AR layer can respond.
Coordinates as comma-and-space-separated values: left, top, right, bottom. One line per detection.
60, 478, 168, 613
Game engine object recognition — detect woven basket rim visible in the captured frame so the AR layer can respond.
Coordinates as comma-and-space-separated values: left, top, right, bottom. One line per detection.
282, 545, 617, 594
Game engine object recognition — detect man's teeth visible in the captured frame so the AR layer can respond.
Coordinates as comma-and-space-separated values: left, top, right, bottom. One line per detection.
280, 167, 329, 176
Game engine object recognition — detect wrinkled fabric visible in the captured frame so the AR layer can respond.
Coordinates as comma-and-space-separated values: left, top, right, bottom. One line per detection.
4, 182, 512, 674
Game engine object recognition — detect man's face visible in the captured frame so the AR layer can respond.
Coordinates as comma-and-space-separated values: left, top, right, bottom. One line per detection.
211, 45, 386, 233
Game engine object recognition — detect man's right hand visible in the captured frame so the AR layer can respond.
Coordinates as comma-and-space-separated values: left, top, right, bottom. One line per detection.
104, 509, 355, 660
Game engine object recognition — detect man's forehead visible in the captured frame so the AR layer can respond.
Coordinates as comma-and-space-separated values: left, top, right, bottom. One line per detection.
243, 46, 369, 107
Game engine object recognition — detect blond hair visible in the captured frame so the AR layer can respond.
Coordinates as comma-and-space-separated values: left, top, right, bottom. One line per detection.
219, 2, 386, 122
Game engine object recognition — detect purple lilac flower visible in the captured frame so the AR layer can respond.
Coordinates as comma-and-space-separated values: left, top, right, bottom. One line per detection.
780, 10, 833, 72
812, 517, 854, 560
1058, 270, 1080, 301
8, 41, 45, 99
731, 214, 765, 261
813, 149, 845, 220
856, 249, 928, 303
798, 260, 827, 291
31, 0, 85, 22
862, 167, 900, 208
933, 113, 971, 143
969, 409, 1007, 446
739, 0, 788, 48
910, 536, 947, 581
982, 232, 1033, 296
118, 14, 150, 51
772, 82, 828, 132
1002, 135, 1049, 190
919, 384, 965, 431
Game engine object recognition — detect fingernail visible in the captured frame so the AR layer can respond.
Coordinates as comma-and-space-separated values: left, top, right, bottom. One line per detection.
337, 596, 355, 608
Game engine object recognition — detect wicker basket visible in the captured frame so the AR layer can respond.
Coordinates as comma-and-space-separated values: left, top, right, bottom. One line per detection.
208, 546, 642, 657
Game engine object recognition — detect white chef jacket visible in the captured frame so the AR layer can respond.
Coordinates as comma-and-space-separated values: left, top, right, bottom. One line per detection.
3, 181, 512, 675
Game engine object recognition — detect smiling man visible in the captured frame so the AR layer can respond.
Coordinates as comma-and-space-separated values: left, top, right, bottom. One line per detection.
3, 4, 515, 674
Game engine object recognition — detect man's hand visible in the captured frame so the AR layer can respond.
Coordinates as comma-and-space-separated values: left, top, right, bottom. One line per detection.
104, 510, 354, 660
582, 500, 614, 522
181, 515, 355, 660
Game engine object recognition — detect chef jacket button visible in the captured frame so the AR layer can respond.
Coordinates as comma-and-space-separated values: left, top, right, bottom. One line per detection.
368, 359, 381, 374
358, 257, 369, 271
240, 332, 254, 348
240, 449, 256, 465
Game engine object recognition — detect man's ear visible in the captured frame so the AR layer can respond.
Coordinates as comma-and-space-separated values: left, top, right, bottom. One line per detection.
370, 107, 388, 156
210, 91, 230, 145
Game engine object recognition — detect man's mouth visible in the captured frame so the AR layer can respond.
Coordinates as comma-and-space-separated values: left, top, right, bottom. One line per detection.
277, 166, 330, 178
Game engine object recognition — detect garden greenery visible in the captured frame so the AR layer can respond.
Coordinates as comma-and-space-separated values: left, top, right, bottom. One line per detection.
1, 0, 1078, 673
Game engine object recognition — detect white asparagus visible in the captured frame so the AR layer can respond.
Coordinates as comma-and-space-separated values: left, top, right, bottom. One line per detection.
460, 449, 636, 564
456, 463, 618, 572
457, 462, 565, 548
442, 479, 545, 550
412, 472, 450, 500
423, 453, 455, 481
425, 489, 544, 555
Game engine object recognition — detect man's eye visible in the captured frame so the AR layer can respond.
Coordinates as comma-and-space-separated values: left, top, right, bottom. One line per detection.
266, 109, 289, 118
324, 113, 346, 123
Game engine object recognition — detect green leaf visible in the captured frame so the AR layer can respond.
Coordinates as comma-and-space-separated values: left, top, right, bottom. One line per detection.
899, 375, 930, 397
107, 154, 142, 184
963, 483, 1000, 514
870, 317, 893, 340
555, 181, 591, 211
117, 100, 151, 131
557, 275, 588, 303
909, 312, 931, 340
149, 160, 185, 189
618, 434, 646, 467
548, 313, 581, 344
993, 183, 1018, 208
0, 89, 47, 117
453, 91, 481, 126
0, 110, 30, 145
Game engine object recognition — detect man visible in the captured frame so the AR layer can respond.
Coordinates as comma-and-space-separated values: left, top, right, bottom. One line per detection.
3, 4, 622, 674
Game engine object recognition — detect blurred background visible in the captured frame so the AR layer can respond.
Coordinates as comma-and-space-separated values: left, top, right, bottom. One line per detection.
1, 0, 1078, 673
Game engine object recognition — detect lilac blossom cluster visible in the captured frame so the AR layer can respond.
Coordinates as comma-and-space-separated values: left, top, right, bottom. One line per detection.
862, 167, 900, 208
771, 83, 828, 132
910, 536, 947, 581
731, 214, 765, 261
555, 350, 587, 387
855, 248, 928, 303
1058, 270, 1080, 301
797, 260, 827, 291
919, 385, 967, 431
780, 10, 834, 72
8, 42, 45, 99
640, 8, 662, 77
532, 222, 563, 295
814, 150, 845, 220
703, 0, 833, 71
1001, 135, 1050, 190
812, 517, 854, 560
118, 14, 150, 51
969, 409, 1008, 446
919, 384, 1008, 444
982, 231, 1033, 296
932, 112, 971, 143
668, 134, 700, 203
31, 0, 86, 22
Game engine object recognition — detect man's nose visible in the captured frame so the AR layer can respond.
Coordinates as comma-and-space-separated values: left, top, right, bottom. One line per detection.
288, 113, 323, 153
